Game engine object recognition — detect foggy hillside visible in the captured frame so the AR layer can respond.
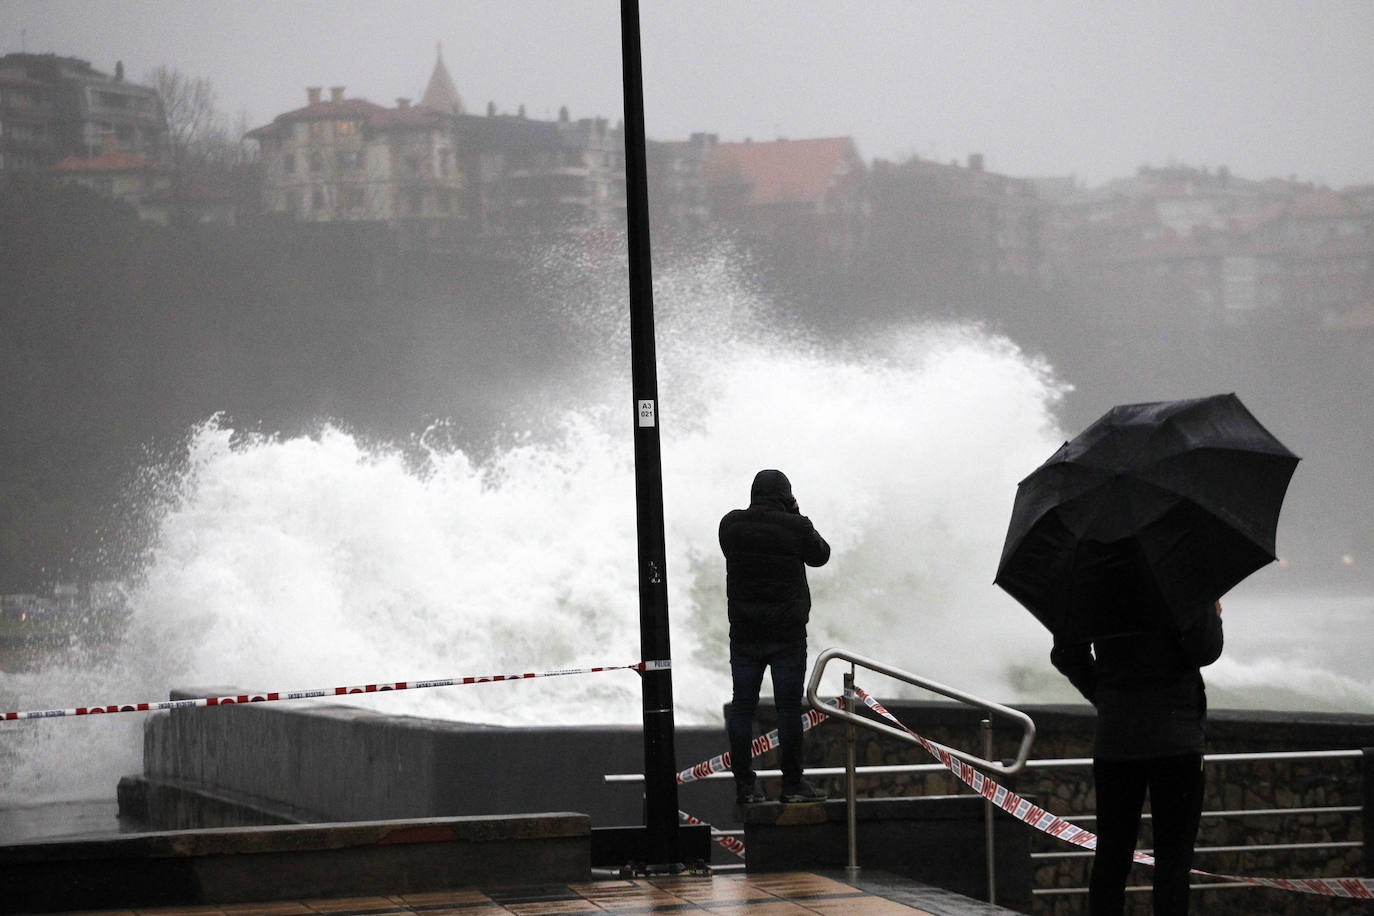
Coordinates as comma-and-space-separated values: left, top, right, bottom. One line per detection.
2, 183, 1370, 593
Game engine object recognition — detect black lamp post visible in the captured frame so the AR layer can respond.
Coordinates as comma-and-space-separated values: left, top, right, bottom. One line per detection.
619, 0, 681, 869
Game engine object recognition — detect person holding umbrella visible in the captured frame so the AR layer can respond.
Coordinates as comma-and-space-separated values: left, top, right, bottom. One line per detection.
1051, 596, 1223, 914
995, 393, 1299, 915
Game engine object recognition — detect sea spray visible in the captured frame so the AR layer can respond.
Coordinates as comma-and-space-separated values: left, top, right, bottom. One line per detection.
0, 248, 1070, 802
5, 247, 1365, 808
110, 318, 1067, 725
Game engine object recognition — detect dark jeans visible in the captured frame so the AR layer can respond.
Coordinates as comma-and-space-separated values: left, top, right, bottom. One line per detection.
1090, 754, 1205, 916
726, 638, 807, 789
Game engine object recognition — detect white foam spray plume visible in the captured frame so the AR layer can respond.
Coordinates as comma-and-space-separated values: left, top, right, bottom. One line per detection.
3, 245, 1367, 806
0, 247, 1059, 802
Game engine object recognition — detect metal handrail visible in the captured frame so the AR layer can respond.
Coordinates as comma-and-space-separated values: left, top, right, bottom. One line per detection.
805, 647, 1038, 775
1033, 840, 1363, 860
603, 747, 1360, 785
1015, 748, 1367, 899
1020, 749, 1362, 769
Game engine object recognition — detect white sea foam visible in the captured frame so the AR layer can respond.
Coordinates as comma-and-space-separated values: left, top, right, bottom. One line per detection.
2, 248, 1368, 806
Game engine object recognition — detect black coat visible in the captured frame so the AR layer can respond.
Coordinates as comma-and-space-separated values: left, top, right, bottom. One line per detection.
719, 469, 831, 644
1051, 606, 1224, 759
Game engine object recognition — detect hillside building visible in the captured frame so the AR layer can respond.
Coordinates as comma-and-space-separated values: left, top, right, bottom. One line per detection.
646, 132, 717, 236
870, 152, 1041, 285
0, 53, 164, 172
1044, 165, 1374, 327
245, 51, 626, 251
246, 86, 464, 249
52, 138, 171, 223
0, 66, 56, 174
705, 137, 870, 264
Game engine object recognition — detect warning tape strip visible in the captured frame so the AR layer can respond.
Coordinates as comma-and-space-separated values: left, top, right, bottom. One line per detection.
676, 701, 836, 785
679, 809, 746, 859
852, 686, 1374, 900
674, 697, 844, 860
1, 661, 669, 721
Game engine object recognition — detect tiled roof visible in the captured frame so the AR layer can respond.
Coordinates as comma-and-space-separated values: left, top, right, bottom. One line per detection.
707, 137, 861, 204
371, 104, 447, 129
246, 96, 448, 138
246, 97, 391, 138
454, 112, 561, 151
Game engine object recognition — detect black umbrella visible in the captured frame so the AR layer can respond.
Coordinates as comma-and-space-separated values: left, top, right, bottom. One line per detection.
994, 393, 1300, 641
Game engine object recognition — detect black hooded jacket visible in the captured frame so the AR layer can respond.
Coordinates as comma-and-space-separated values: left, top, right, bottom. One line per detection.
1051, 606, 1224, 759
719, 470, 831, 643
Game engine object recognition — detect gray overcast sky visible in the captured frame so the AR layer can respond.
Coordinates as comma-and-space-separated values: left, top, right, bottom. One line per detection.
4, 0, 1372, 188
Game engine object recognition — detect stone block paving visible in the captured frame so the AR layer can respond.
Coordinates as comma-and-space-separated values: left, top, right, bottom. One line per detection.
41, 870, 1021, 916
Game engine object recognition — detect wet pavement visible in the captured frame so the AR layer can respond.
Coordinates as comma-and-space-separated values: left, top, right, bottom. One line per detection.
43, 870, 1021, 915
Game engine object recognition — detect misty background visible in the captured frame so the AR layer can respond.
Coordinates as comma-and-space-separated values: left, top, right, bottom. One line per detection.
8, 1, 1374, 188
2, 1, 1372, 595
1, 5, 1373, 833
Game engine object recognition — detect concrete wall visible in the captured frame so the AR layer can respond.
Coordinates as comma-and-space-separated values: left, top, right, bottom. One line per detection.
123, 687, 740, 852
125, 689, 1374, 914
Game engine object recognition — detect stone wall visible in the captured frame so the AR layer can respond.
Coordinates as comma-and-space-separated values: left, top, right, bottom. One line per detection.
752, 700, 1373, 916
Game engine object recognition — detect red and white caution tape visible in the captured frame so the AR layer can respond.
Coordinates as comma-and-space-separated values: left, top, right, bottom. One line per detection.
679, 809, 746, 859
676, 701, 836, 785
672, 699, 849, 860
1, 661, 669, 722
673, 700, 843, 859
853, 686, 1374, 900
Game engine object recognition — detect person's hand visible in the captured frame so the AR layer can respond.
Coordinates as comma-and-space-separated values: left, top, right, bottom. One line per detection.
1215, 600, 1223, 617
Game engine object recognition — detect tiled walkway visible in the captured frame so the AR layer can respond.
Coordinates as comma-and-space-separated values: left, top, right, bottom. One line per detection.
47, 870, 1017, 916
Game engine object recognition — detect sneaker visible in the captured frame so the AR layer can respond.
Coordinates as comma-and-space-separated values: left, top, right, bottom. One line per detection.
735, 779, 767, 805
780, 778, 827, 803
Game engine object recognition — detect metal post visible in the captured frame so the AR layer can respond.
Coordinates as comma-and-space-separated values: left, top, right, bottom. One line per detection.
620, 0, 680, 870
844, 668, 859, 882
982, 717, 996, 905
1363, 748, 1374, 872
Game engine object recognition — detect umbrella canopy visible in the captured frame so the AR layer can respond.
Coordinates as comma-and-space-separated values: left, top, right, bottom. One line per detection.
995, 393, 1300, 641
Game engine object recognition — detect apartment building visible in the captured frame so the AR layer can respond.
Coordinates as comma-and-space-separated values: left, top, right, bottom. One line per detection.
51, 138, 171, 223
0, 66, 56, 174
705, 137, 870, 263
486, 108, 624, 236
1045, 166, 1374, 326
247, 52, 628, 251
870, 153, 1041, 285
646, 132, 717, 235
246, 86, 463, 249
0, 53, 164, 168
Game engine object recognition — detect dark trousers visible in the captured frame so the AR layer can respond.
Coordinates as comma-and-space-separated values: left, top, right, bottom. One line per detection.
1090, 754, 1205, 916
726, 638, 807, 788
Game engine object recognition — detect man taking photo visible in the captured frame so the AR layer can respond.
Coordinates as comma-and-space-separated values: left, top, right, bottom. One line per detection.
719, 469, 831, 805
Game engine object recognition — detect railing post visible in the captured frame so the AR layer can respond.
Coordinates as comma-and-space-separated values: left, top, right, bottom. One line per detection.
844, 668, 859, 882
1363, 748, 1374, 869
982, 717, 996, 906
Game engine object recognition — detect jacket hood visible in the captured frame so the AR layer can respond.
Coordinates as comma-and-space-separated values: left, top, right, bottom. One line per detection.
749, 469, 794, 509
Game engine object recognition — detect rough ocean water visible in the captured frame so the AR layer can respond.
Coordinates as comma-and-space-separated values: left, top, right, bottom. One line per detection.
1, 250, 1369, 820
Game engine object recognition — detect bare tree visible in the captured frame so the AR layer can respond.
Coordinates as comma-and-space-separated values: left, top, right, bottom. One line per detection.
148, 66, 251, 224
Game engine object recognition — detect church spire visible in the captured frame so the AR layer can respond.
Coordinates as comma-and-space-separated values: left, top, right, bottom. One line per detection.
421, 42, 465, 114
